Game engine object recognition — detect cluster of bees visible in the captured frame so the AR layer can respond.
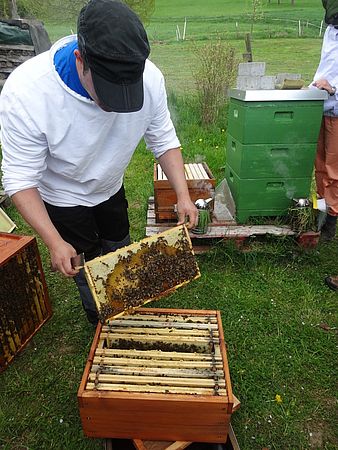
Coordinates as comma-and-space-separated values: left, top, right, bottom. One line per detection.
97, 230, 199, 322
107, 338, 203, 353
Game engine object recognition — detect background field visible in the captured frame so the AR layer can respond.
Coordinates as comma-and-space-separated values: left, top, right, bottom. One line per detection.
1, 1, 337, 450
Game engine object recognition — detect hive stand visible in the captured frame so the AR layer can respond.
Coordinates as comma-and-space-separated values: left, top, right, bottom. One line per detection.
145, 179, 320, 252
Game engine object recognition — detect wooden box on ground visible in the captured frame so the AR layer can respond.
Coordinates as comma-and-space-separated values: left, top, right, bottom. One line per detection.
0, 233, 52, 371
78, 308, 234, 443
154, 163, 216, 222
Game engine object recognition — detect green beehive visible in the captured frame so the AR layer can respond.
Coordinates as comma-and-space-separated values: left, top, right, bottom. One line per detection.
228, 97, 323, 145
225, 89, 327, 223
225, 165, 312, 223
226, 134, 317, 179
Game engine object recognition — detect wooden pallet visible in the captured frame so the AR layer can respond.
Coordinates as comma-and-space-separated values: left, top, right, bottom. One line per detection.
145, 197, 320, 251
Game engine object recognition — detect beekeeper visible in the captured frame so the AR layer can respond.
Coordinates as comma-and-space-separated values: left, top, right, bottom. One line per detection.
312, 0, 338, 241
0, 0, 198, 325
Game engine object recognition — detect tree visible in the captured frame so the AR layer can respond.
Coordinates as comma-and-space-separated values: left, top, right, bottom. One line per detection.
1, 0, 155, 25
10, 0, 19, 18
251, 0, 263, 34
1, 0, 19, 18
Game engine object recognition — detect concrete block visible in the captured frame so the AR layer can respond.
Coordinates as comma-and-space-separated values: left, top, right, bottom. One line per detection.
238, 62, 266, 77
236, 75, 262, 90
260, 75, 276, 90
276, 73, 302, 84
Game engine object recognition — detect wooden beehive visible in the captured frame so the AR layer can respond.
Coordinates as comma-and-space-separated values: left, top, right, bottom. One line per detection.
154, 163, 216, 222
0, 233, 52, 371
84, 225, 200, 322
78, 308, 234, 443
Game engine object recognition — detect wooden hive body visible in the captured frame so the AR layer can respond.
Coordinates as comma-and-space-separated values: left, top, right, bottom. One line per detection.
154, 163, 216, 222
78, 308, 234, 443
0, 233, 52, 371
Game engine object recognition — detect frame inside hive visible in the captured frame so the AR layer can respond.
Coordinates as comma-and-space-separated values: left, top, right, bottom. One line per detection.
78, 308, 234, 442
154, 163, 216, 222
84, 225, 200, 322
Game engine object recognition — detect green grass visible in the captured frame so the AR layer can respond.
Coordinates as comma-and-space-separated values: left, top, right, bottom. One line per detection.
1, 95, 337, 450
1, 0, 337, 449
45, 0, 324, 94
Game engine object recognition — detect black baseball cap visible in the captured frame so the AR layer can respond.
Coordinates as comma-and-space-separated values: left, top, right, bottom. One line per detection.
322, 0, 338, 24
77, 0, 150, 112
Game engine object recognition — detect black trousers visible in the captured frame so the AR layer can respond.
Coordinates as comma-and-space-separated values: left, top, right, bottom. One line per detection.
44, 185, 131, 324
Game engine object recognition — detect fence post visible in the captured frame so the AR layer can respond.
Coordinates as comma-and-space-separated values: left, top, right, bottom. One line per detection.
319, 20, 323, 37
183, 17, 187, 40
176, 24, 181, 40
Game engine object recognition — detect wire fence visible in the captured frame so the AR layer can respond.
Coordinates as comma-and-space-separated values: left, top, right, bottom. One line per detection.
161, 16, 325, 43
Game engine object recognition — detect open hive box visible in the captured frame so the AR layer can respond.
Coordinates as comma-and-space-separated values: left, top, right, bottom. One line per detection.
0, 234, 51, 371
84, 225, 200, 322
154, 163, 216, 222
78, 308, 234, 443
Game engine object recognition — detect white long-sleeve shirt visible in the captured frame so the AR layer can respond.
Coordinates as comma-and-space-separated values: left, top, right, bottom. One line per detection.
312, 25, 338, 116
0, 35, 180, 206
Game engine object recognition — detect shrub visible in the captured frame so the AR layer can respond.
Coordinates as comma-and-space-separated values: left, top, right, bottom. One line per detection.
193, 39, 238, 126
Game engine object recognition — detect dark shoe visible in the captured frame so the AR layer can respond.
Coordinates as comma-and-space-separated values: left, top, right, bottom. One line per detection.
325, 276, 338, 291
320, 214, 337, 242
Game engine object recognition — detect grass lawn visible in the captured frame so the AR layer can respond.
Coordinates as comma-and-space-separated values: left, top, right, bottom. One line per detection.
1, 1, 337, 449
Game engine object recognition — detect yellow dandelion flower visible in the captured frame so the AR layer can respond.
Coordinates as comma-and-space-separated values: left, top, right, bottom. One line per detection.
215, 145, 219, 149
275, 394, 283, 404
221, 129, 225, 132
199, 138, 203, 142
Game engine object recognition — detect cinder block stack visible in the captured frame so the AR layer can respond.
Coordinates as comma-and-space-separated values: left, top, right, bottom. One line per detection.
236, 62, 302, 91
236, 62, 276, 90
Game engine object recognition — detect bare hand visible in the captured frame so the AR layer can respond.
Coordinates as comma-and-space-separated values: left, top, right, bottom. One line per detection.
49, 240, 79, 277
176, 198, 198, 229
313, 79, 334, 94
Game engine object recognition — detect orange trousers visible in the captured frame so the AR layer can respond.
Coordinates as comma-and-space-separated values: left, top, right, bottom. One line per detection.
315, 116, 338, 216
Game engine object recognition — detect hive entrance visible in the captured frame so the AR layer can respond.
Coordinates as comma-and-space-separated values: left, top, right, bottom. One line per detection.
86, 311, 227, 396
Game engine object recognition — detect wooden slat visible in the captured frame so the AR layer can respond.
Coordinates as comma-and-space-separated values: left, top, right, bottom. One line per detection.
165, 442, 192, 450
184, 164, 194, 180
87, 373, 226, 388
189, 164, 200, 180
133, 439, 148, 450
146, 196, 295, 243
198, 163, 209, 179
193, 164, 204, 179
86, 382, 227, 396
103, 321, 218, 331
101, 327, 218, 338
133, 440, 193, 450
92, 356, 223, 370
94, 348, 222, 362
157, 164, 162, 181
91, 364, 224, 378
106, 314, 218, 324
90, 366, 225, 380
147, 224, 295, 238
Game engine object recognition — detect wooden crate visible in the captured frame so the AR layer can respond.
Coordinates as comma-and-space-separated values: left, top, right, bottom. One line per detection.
0, 233, 52, 371
78, 308, 234, 443
154, 163, 216, 222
